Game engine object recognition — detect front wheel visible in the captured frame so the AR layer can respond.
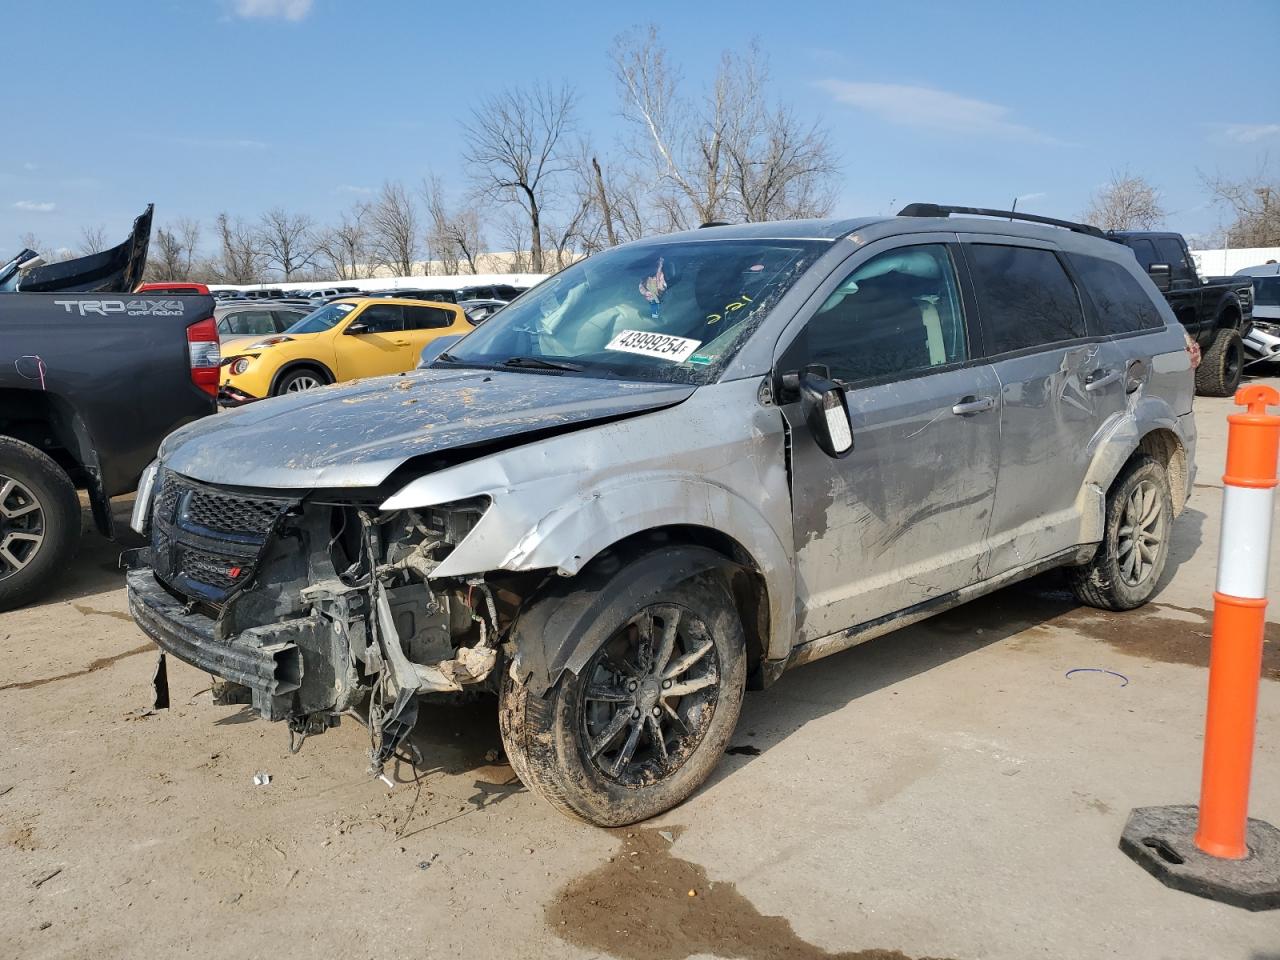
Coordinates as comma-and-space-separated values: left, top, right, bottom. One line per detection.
499, 568, 746, 826
273, 367, 328, 396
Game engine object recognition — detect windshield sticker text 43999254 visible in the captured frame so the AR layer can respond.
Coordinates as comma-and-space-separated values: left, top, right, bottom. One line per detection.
605, 329, 702, 363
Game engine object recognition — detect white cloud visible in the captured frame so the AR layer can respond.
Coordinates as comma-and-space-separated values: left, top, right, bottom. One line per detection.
818, 80, 1060, 144
1015, 191, 1047, 204
14, 200, 55, 212
1221, 123, 1280, 144
337, 184, 373, 195
22, 161, 38, 171
232, 0, 313, 21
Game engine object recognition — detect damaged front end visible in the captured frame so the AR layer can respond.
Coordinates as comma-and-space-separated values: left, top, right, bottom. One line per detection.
126, 468, 505, 768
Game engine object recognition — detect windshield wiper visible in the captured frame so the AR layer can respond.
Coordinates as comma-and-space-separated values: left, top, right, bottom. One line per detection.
498, 356, 584, 372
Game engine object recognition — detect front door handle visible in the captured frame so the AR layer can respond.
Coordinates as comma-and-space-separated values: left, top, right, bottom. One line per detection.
1084, 369, 1121, 393
392, 339, 411, 346
951, 395, 996, 416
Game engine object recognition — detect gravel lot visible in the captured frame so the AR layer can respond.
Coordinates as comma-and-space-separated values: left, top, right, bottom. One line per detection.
2, 382, 1278, 960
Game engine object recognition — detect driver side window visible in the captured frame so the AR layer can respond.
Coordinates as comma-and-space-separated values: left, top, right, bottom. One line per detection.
788, 244, 968, 384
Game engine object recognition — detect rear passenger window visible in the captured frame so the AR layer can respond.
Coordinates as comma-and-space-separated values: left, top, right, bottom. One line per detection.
1068, 254, 1165, 334
788, 244, 967, 384
403, 305, 454, 330
965, 245, 1086, 355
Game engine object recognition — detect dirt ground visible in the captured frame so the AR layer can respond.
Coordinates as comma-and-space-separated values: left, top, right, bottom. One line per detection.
2, 383, 1279, 960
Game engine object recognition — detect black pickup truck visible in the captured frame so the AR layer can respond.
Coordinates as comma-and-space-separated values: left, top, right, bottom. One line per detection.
0, 294, 219, 608
1107, 231, 1254, 396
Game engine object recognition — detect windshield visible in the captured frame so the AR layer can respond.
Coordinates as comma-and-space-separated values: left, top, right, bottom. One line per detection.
285, 301, 356, 334
439, 239, 826, 383
1252, 276, 1280, 307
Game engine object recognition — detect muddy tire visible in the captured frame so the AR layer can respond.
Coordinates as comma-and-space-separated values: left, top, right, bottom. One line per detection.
1069, 455, 1173, 611
273, 366, 328, 396
1195, 327, 1244, 397
499, 567, 746, 827
0, 437, 80, 612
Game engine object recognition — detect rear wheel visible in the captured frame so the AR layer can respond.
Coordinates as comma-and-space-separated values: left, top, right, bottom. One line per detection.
1196, 327, 1244, 397
1070, 455, 1172, 611
499, 568, 746, 826
0, 437, 80, 611
273, 367, 328, 396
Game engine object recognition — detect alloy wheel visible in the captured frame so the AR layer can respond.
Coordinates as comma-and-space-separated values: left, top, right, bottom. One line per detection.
0, 475, 45, 580
578, 604, 721, 786
286, 374, 323, 392
1117, 479, 1164, 586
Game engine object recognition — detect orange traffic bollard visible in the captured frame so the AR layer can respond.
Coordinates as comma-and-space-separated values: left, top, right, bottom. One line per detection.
1121, 385, 1280, 911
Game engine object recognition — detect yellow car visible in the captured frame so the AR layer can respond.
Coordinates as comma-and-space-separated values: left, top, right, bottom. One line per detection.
218, 298, 473, 404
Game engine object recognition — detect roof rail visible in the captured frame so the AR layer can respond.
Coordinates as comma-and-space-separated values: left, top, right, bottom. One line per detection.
698, 220, 732, 229
897, 203, 1104, 239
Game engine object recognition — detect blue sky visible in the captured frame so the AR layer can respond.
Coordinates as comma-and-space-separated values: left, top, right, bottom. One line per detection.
2, 0, 1277, 254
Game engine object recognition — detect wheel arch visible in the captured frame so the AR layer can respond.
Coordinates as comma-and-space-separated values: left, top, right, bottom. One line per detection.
269, 359, 334, 395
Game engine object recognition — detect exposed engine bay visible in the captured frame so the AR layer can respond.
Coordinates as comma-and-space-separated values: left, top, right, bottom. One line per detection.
127, 470, 520, 776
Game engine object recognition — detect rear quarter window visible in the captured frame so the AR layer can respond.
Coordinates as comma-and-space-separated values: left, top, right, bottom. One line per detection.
403, 305, 455, 330
965, 244, 1087, 355
1068, 254, 1165, 334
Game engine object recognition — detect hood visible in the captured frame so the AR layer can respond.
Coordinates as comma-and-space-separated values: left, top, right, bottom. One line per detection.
161, 367, 696, 489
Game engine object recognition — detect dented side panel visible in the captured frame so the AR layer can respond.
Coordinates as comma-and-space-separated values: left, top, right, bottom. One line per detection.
382, 378, 799, 661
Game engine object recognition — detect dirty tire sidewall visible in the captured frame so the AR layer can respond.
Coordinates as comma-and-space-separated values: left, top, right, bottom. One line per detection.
1195, 327, 1243, 397
500, 570, 747, 827
0, 437, 81, 612
1069, 454, 1173, 611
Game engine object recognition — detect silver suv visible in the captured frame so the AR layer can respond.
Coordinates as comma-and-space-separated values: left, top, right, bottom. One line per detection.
126, 204, 1196, 826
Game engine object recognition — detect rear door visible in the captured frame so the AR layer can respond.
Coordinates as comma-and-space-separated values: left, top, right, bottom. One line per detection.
1067, 251, 1171, 417
958, 238, 1105, 575
778, 237, 1002, 643
402, 303, 463, 354
333, 303, 412, 379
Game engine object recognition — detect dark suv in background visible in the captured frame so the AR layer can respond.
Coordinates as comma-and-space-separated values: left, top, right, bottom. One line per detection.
1106, 230, 1253, 396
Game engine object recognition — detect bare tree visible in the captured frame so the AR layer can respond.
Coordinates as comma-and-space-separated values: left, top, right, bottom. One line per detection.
152, 226, 187, 279
258, 207, 318, 280
368, 181, 420, 276
613, 29, 837, 228
1201, 162, 1280, 247
214, 213, 265, 284
499, 215, 532, 273
463, 82, 576, 273
569, 145, 649, 253
1082, 171, 1166, 231
78, 224, 109, 256
316, 202, 375, 280
423, 175, 485, 276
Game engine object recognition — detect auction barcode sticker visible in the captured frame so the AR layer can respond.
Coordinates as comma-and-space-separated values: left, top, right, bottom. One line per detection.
605, 329, 702, 363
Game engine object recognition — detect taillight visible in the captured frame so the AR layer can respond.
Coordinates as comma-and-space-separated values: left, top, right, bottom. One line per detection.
187, 316, 221, 396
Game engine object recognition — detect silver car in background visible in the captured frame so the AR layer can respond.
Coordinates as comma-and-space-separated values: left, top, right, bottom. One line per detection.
126, 204, 1196, 826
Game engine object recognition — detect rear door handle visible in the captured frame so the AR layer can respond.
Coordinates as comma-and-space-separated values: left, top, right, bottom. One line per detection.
1125, 359, 1149, 394
1084, 369, 1121, 392
951, 396, 996, 416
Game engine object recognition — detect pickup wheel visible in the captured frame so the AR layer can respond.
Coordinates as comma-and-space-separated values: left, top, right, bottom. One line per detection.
273, 367, 328, 396
1195, 327, 1244, 397
499, 568, 746, 826
0, 437, 81, 611
1069, 455, 1172, 611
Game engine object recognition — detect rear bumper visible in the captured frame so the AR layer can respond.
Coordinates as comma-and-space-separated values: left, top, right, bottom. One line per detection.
126, 566, 302, 708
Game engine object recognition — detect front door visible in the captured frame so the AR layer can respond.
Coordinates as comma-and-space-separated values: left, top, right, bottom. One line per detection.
335, 303, 414, 379
778, 240, 1002, 645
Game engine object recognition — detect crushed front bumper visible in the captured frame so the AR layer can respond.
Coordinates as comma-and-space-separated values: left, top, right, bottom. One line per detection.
127, 566, 304, 718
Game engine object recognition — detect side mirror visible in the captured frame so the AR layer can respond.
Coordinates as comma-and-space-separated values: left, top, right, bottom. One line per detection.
1148, 263, 1172, 292
345, 321, 370, 335
783, 366, 854, 458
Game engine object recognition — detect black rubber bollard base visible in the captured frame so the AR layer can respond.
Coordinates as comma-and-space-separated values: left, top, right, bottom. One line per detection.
1120, 805, 1280, 911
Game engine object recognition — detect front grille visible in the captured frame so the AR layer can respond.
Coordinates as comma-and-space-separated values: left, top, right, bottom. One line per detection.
150, 470, 299, 602
182, 485, 287, 536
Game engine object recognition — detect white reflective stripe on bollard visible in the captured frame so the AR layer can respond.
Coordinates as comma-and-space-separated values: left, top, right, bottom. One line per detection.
1215, 484, 1276, 600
